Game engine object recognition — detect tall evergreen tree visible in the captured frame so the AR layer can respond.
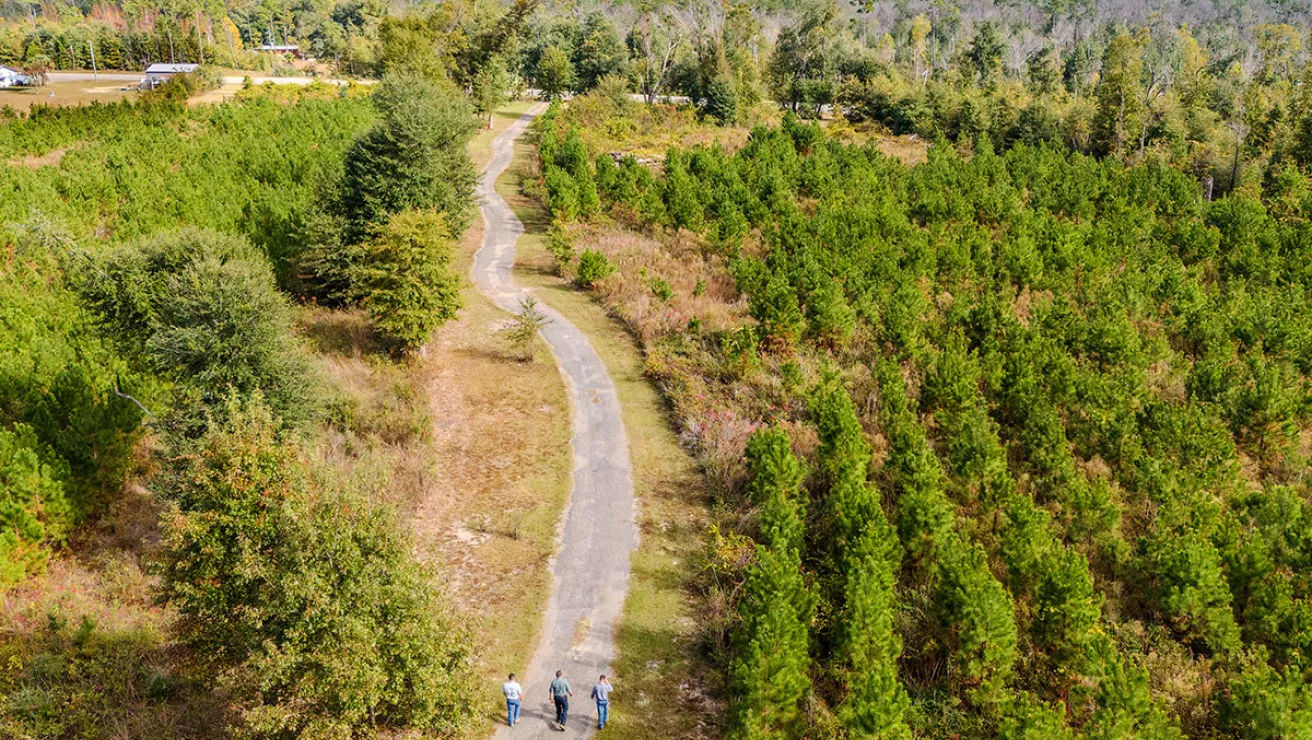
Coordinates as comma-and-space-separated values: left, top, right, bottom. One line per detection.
809, 375, 911, 737
1093, 32, 1148, 157
727, 427, 813, 739
337, 73, 478, 242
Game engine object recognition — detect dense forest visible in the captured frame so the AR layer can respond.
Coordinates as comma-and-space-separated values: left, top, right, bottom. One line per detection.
532, 11, 1312, 733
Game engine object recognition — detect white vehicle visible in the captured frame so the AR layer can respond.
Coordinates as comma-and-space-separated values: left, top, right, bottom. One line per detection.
0, 65, 32, 88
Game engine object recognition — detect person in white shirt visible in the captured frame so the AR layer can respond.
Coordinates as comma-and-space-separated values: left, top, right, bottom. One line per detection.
502, 673, 524, 727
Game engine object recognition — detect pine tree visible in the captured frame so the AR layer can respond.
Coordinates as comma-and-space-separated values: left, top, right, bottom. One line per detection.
337, 73, 478, 242
836, 523, 911, 739
728, 428, 814, 739
663, 150, 706, 232
1221, 651, 1312, 739
351, 209, 462, 353
806, 280, 857, 351
1080, 635, 1183, 739
936, 533, 1019, 707
1000, 693, 1076, 740
751, 273, 805, 350
809, 375, 911, 738
544, 166, 581, 221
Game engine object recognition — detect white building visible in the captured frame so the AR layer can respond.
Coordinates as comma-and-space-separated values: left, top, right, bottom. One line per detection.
141, 63, 200, 89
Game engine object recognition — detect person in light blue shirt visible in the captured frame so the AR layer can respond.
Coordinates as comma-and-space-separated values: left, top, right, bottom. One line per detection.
591, 675, 613, 729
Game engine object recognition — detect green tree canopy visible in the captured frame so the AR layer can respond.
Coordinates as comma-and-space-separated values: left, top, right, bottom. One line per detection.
158, 397, 476, 737
337, 73, 478, 242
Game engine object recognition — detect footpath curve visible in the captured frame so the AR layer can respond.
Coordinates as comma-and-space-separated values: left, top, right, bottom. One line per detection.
476, 106, 637, 738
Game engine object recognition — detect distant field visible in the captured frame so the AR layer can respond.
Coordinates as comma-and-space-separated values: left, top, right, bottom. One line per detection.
0, 79, 139, 113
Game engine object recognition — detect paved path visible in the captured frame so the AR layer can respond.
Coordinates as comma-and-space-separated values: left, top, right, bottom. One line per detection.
475, 106, 636, 738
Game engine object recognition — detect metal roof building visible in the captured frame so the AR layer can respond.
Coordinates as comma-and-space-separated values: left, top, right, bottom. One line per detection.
144, 63, 201, 76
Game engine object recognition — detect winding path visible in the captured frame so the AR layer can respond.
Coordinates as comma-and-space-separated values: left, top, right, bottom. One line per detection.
475, 106, 637, 738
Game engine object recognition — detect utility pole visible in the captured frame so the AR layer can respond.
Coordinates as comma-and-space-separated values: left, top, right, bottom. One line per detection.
88, 39, 98, 81
196, 10, 205, 65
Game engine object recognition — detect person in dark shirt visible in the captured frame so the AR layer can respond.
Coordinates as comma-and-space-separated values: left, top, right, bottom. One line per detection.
549, 670, 573, 730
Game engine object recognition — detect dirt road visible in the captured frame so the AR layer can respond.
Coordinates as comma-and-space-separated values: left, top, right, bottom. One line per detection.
475, 106, 636, 738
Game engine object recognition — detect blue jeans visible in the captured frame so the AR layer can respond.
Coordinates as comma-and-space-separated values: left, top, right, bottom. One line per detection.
506, 699, 521, 726
597, 699, 609, 728
554, 696, 569, 725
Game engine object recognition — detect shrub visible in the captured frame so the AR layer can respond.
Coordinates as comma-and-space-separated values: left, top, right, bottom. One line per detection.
141, 69, 222, 104
0, 424, 70, 586
575, 249, 616, 288
350, 209, 462, 353
0, 247, 144, 514
77, 227, 313, 432
650, 276, 674, 301
157, 397, 476, 738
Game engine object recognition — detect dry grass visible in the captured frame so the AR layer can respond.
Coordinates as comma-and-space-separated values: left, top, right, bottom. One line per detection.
569, 224, 747, 344
560, 93, 770, 160
499, 133, 719, 739
188, 84, 244, 107
820, 117, 931, 165
7, 145, 75, 169
0, 80, 138, 113
0, 479, 231, 739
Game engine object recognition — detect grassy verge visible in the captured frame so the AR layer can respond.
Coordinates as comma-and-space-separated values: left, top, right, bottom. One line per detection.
437, 104, 574, 732
431, 205, 573, 730
495, 127, 716, 739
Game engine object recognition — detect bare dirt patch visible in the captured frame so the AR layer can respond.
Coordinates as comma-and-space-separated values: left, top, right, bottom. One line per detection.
8, 145, 75, 169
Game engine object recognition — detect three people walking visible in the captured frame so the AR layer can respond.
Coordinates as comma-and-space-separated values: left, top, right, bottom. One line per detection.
501, 670, 613, 730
